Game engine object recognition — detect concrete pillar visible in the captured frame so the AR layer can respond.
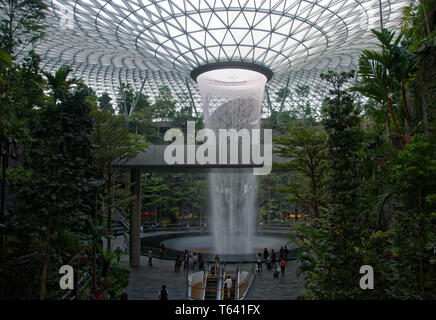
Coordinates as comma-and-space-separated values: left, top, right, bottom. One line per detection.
130, 168, 141, 267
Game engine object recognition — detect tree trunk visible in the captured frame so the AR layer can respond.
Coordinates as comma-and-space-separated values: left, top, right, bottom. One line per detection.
92, 239, 97, 295
310, 163, 319, 218
92, 195, 98, 295
39, 217, 52, 300
199, 202, 203, 230
107, 167, 112, 252
421, 0, 431, 35
418, 47, 436, 137
401, 81, 414, 134
385, 114, 394, 147
387, 97, 404, 145
418, 188, 425, 300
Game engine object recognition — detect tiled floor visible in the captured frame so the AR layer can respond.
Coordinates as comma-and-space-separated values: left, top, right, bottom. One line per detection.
125, 256, 305, 300
125, 256, 189, 300
245, 261, 305, 300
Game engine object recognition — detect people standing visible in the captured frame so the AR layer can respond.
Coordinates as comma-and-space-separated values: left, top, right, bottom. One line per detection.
267, 255, 272, 270
225, 275, 232, 299
214, 255, 220, 274
159, 243, 166, 259
175, 254, 181, 272
198, 253, 204, 270
271, 249, 277, 269
284, 245, 289, 259
279, 246, 284, 260
184, 249, 189, 270
263, 248, 269, 263
192, 253, 199, 270
148, 248, 153, 266
158, 285, 168, 300
189, 250, 193, 269
280, 258, 286, 276
256, 253, 263, 272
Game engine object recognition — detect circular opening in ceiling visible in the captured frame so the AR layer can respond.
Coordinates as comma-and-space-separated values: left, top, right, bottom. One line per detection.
191, 62, 273, 83
196, 68, 268, 89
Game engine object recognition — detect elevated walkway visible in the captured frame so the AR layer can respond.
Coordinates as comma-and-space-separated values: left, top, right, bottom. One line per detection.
112, 145, 288, 267
113, 145, 286, 173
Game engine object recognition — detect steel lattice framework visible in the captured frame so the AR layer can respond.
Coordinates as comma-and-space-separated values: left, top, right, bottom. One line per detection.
31, 0, 408, 115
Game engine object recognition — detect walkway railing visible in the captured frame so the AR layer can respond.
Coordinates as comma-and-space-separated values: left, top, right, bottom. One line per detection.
187, 268, 206, 300
217, 262, 226, 300
142, 225, 203, 233
62, 270, 91, 300
186, 260, 222, 300
235, 262, 256, 300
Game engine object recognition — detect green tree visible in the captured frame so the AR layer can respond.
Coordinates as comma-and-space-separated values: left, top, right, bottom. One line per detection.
0, 0, 47, 56
9, 85, 101, 299
258, 174, 281, 225
91, 106, 147, 251
353, 28, 419, 146
374, 29, 416, 133
294, 71, 370, 299
127, 105, 153, 135
43, 64, 81, 102
153, 85, 176, 120
275, 87, 291, 103
98, 92, 114, 114
187, 178, 208, 225
116, 83, 135, 118
294, 85, 317, 123
142, 174, 168, 224
0, 50, 46, 142
402, 0, 436, 136
388, 134, 436, 299
352, 30, 404, 146
274, 123, 328, 219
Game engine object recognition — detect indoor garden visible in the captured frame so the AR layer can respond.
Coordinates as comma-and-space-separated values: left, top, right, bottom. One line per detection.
0, 0, 435, 302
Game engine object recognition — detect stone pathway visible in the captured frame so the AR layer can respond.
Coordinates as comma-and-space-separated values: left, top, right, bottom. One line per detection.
245, 261, 305, 300
125, 256, 305, 300
125, 256, 190, 300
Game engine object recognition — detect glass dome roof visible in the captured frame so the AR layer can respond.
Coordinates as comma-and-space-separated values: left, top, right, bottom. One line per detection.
31, 0, 408, 114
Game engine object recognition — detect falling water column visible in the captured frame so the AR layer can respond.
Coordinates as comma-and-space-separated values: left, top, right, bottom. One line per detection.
196, 68, 267, 254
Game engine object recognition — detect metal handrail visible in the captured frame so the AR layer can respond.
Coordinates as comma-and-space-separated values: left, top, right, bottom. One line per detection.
201, 269, 208, 300
62, 270, 91, 300
187, 269, 193, 299
235, 262, 241, 300
237, 263, 256, 300
217, 262, 226, 300
187, 268, 210, 300
220, 272, 227, 300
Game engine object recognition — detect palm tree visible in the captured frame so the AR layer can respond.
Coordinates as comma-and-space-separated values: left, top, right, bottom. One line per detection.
43, 65, 80, 101
372, 29, 416, 133
352, 29, 416, 145
353, 44, 404, 145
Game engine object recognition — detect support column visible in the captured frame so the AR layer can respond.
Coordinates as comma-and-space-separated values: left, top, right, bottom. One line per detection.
265, 85, 272, 116
185, 78, 200, 118
277, 74, 291, 121
130, 168, 141, 267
